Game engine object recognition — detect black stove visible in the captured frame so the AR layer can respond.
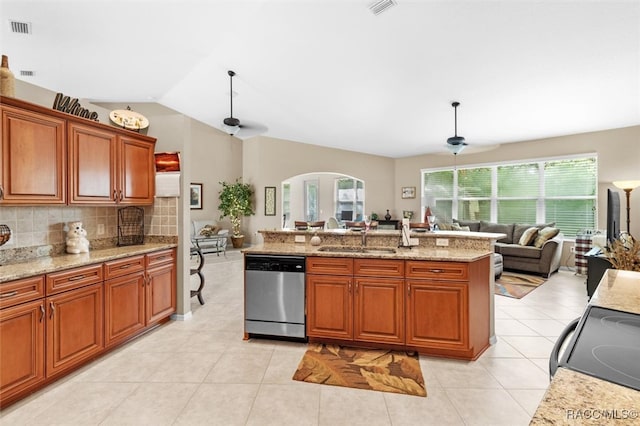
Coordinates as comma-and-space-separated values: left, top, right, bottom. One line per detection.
550, 305, 640, 391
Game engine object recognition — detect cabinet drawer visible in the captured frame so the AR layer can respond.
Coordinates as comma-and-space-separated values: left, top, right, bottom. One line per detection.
104, 255, 145, 279
0, 276, 45, 309
405, 261, 468, 281
146, 249, 176, 268
306, 257, 353, 275
354, 258, 404, 277
46, 264, 103, 295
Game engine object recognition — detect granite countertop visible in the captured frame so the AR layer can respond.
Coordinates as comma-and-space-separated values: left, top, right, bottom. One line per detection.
530, 269, 640, 424
243, 243, 492, 262
0, 243, 177, 283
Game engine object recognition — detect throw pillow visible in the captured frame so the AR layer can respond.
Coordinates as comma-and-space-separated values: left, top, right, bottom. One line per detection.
518, 227, 539, 246
453, 219, 481, 232
533, 227, 560, 248
199, 224, 220, 237
451, 223, 471, 231
438, 222, 455, 230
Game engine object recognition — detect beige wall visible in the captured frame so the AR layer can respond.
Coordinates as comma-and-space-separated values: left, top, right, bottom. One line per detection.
394, 126, 640, 238
241, 136, 396, 243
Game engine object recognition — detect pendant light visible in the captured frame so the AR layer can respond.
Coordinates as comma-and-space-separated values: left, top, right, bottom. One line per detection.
446, 101, 468, 155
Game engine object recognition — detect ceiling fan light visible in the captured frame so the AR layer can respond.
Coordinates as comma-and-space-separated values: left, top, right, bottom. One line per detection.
222, 122, 240, 135
447, 143, 467, 155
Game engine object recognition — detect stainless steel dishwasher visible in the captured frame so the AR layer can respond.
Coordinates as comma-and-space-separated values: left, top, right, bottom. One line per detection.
244, 255, 306, 339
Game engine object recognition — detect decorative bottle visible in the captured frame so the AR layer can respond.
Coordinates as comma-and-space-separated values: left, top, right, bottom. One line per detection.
0, 55, 16, 97
385, 210, 392, 220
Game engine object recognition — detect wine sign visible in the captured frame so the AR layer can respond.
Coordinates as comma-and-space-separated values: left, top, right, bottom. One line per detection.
52, 93, 99, 121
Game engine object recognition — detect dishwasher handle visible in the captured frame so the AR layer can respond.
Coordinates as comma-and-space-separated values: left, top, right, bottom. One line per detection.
549, 317, 580, 379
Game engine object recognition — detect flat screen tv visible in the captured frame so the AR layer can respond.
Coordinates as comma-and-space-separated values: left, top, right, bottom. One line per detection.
607, 188, 621, 244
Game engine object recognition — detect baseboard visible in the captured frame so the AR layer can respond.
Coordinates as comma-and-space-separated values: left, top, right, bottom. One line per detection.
171, 311, 193, 321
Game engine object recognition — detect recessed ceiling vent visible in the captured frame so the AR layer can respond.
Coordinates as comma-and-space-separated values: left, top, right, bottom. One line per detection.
20, 70, 35, 77
10, 20, 32, 34
369, 0, 397, 15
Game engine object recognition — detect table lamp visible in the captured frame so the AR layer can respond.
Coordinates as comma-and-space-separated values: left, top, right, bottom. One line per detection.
613, 180, 640, 235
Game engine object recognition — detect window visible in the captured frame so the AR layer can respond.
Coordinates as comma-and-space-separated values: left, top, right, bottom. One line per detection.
422, 155, 597, 237
304, 179, 319, 221
335, 177, 364, 223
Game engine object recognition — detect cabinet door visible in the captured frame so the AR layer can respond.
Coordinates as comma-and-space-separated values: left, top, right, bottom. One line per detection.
46, 283, 104, 377
118, 136, 155, 205
406, 280, 468, 351
68, 122, 117, 204
306, 274, 353, 340
0, 300, 45, 403
104, 272, 146, 348
0, 105, 66, 204
354, 277, 404, 345
145, 263, 176, 326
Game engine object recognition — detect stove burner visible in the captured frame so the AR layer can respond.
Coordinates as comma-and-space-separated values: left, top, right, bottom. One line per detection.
600, 315, 640, 336
592, 345, 640, 385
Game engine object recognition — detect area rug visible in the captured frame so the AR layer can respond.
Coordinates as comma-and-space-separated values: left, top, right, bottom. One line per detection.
292, 343, 426, 397
495, 272, 547, 299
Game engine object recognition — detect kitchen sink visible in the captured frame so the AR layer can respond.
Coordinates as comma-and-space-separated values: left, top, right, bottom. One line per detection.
317, 246, 396, 254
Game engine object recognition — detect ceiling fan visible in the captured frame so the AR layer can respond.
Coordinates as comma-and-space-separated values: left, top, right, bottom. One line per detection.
446, 101, 468, 155
222, 70, 267, 139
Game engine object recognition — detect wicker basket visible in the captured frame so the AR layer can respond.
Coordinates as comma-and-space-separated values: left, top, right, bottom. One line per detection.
0, 224, 11, 246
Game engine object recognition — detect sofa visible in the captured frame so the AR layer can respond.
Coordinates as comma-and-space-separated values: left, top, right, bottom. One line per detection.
190, 220, 229, 254
450, 220, 564, 277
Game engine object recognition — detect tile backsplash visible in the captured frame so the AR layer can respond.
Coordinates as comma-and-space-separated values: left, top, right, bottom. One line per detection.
0, 197, 178, 250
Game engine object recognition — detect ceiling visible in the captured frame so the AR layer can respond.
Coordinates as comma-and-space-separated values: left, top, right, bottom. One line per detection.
2, 0, 639, 158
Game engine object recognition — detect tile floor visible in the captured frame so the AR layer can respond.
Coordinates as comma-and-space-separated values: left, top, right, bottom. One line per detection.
0, 250, 589, 425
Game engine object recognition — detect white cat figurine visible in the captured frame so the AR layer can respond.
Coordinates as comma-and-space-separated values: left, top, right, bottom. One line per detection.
66, 221, 90, 254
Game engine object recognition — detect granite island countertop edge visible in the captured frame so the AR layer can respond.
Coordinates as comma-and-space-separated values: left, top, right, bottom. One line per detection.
242, 244, 492, 262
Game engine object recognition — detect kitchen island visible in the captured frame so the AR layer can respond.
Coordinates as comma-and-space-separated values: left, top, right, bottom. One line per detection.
243, 228, 504, 360
530, 269, 640, 424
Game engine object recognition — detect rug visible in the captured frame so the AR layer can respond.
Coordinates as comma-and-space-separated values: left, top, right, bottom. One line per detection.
495, 272, 547, 299
292, 343, 426, 397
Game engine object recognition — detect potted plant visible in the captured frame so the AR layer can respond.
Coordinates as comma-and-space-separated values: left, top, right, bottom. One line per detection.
218, 178, 255, 248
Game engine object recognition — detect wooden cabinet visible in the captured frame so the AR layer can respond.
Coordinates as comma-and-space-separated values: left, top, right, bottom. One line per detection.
306, 257, 353, 340
0, 299, 45, 402
104, 256, 146, 348
306, 273, 353, 340
68, 122, 117, 203
0, 248, 176, 408
118, 136, 155, 205
405, 257, 490, 359
68, 122, 155, 205
45, 282, 104, 378
0, 96, 156, 206
0, 104, 66, 204
353, 259, 405, 345
306, 255, 491, 360
306, 257, 405, 346
145, 249, 177, 326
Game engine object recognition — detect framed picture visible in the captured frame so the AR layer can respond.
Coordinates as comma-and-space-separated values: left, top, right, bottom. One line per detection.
190, 183, 203, 209
265, 186, 276, 216
403, 210, 414, 219
401, 186, 416, 199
